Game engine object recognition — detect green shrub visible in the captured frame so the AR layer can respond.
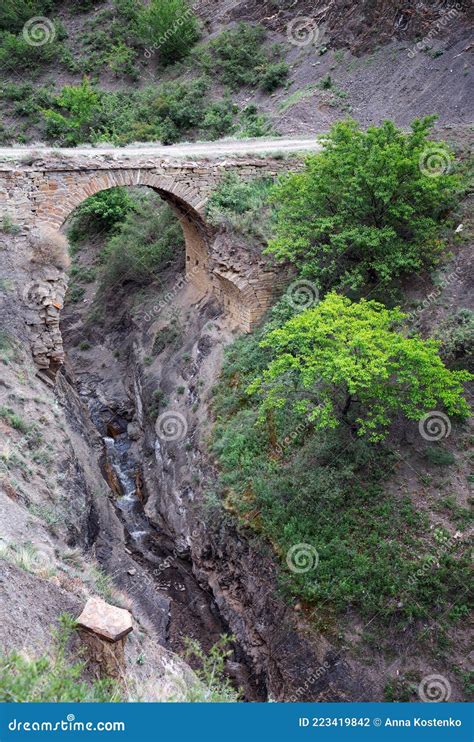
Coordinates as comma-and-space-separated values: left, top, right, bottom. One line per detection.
0, 0, 56, 34
237, 105, 275, 138
248, 293, 472, 442
68, 187, 135, 241
0, 406, 31, 434
437, 309, 474, 372
0, 614, 121, 702
43, 77, 101, 145
268, 117, 459, 297
106, 42, 138, 78
198, 23, 287, 91
259, 61, 290, 93
99, 194, 184, 289
317, 73, 333, 90
152, 323, 182, 355
182, 635, 241, 702
206, 174, 274, 241
136, 0, 200, 66
0, 30, 61, 72
66, 285, 86, 303
201, 98, 237, 139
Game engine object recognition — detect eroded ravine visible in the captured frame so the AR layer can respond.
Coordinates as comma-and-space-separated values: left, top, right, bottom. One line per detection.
59, 295, 265, 701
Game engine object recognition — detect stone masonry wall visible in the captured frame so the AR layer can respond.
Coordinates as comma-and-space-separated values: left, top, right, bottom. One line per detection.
0, 152, 303, 367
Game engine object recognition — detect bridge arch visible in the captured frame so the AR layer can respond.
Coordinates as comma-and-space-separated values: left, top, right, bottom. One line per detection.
35, 169, 213, 297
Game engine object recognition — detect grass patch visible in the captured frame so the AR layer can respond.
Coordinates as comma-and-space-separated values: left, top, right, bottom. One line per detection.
424, 447, 456, 466
0, 614, 121, 702
277, 85, 317, 113
0, 407, 31, 434
206, 174, 274, 241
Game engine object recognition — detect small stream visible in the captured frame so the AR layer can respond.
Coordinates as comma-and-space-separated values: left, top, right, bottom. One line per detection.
103, 434, 150, 545
94, 411, 262, 700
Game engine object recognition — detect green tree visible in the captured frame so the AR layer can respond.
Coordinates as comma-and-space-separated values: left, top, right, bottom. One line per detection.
248, 293, 471, 441
43, 77, 100, 145
99, 193, 184, 288
68, 187, 135, 240
137, 0, 200, 66
268, 117, 459, 296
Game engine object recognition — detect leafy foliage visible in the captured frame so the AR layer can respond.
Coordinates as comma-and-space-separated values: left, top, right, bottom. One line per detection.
0, 30, 61, 72
0, 0, 56, 34
68, 187, 135, 241
41, 78, 243, 145
136, 0, 200, 66
98, 192, 184, 288
437, 308, 474, 372
0, 615, 121, 702
183, 635, 241, 702
43, 77, 100, 145
196, 22, 288, 91
78, 7, 139, 78
206, 174, 274, 240
211, 314, 472, 619
248, 293, 472, 441
268, 117, 459, 297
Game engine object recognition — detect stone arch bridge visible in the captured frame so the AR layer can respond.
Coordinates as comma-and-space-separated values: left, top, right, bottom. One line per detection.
0, 138, 320, 370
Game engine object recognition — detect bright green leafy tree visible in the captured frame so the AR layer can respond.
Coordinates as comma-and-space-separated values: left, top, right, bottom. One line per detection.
43, 77, 100, 145
248, 293, 472, 441
268, 117, 459, 296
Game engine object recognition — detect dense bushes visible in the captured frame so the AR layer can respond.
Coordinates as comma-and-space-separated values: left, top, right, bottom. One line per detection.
0, 0, 57, 34
209, 115, 472, 624
68, 187, 134, 239
67, 188, 184, 291
98, 192, 184, 288
211, 307, 472, 618
268, 117, 459, 297
206, 174, 274, 240
438, 309, 474, 372
137, 0, 200, 66
39, 76, 278, 145
196, 23, 288, 91
41, 77, 259, 145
